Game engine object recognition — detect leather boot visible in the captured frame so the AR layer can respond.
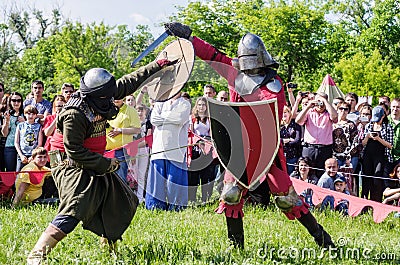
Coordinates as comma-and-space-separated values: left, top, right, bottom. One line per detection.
297, 212, 335, 248
226, 216, 244, 249
27, 224, 66, 265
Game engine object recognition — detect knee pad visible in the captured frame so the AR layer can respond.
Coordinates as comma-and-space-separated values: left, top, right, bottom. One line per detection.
220, 182, 243, 205
274, 186, 304, 212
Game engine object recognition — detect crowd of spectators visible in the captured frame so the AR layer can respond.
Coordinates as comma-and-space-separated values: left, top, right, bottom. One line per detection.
0, 80, 228, 210
285, 87, 400, 207
1, 79, 399, 211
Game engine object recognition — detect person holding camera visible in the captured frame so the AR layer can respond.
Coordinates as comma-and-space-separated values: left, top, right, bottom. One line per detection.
2, 92, 26, 172
361, 105, 394, 202
296, 92, 338, 178
385, 98, 400, 179
289, 88, 314, 120
332, 97, 345, 111
332, 102, 359, 168
281, 105, 302, 174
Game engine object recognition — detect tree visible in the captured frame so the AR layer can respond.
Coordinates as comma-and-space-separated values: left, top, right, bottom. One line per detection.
0, 22, 19, 83
358, 0, 400, 67
11, 38, 56, 98
7, 7, 62, 49
9, 21, 154, 98
323, 0, 400, 97
335, 50, 400, 99
0, 3, 64, 93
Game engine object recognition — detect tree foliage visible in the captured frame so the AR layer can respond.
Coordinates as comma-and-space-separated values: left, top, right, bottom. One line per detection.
4, 21, 154, 98
335, 50, 400, 100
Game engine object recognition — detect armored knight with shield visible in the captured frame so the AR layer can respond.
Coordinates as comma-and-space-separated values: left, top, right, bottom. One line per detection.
165, 22, 334, 248
26, 58, 178, 264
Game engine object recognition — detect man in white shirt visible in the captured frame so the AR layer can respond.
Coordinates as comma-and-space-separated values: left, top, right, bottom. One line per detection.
145, 94, 191, 211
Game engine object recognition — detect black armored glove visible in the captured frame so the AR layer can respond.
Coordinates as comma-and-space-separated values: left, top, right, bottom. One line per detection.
165, 22, 192, 39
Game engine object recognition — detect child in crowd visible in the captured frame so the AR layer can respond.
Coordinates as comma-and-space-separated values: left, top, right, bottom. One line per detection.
317, 158, 346, 211
15, 105, 43, 172
12, 147, 52, 206
317, 158, 345, 190
333, 176, 351, 215
318, 175, 350, 215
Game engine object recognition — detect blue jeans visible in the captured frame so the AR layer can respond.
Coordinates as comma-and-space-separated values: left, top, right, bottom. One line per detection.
114, 148, 129, 182
335, 200, 349, 216
321, 195, 335, 211
351, 157, 359, 171
4, 146, 17, 172
16, 154, 30, 172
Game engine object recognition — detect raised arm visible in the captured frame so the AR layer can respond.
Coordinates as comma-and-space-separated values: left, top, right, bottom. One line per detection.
1, 112, 10, 137
114, 61, 162, 100
151, 100, 191, 127
295, 103, 312, 125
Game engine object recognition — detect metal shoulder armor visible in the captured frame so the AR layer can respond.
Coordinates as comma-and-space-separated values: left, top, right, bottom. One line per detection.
266, 78, 282, 93
234, 72, 265, 96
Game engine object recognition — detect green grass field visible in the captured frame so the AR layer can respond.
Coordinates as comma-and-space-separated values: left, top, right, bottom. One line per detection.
1, 201, 399, 264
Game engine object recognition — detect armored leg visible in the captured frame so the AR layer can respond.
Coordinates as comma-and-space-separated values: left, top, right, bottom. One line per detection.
226, 216, 244, 249
297, 211, 335, 248
274, 186, 334, 248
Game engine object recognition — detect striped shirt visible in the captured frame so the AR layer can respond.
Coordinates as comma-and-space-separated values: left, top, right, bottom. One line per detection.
363, 122, 394, 163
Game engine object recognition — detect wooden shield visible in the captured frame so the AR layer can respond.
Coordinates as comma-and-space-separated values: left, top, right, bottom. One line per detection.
139, 38, 195, 102
207, 98, 280, 190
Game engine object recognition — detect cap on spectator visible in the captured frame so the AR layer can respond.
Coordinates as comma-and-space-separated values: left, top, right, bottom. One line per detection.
334, 176, 346, 184
370, 106, 385, 122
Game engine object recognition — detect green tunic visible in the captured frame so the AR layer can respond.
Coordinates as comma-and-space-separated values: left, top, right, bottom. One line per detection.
53, 62, 161, 241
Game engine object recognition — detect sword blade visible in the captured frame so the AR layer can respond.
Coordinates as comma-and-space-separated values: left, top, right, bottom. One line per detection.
131, 31, 169, 67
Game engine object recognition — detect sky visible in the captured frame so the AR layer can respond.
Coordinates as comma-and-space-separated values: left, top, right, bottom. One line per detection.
2, 0, 195, 36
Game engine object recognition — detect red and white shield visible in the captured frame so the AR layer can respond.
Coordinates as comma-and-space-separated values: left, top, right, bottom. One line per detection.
207, 98, 280, 190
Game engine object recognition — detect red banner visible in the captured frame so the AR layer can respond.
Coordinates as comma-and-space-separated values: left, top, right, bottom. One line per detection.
292, 177, 400, 223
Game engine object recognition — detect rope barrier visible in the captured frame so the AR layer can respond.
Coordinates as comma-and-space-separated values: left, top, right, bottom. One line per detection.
286, 162, 398, 181
1, 133, 396, 185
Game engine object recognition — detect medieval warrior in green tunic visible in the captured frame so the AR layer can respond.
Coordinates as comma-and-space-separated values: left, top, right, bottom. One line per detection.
27, 59, 172, 264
